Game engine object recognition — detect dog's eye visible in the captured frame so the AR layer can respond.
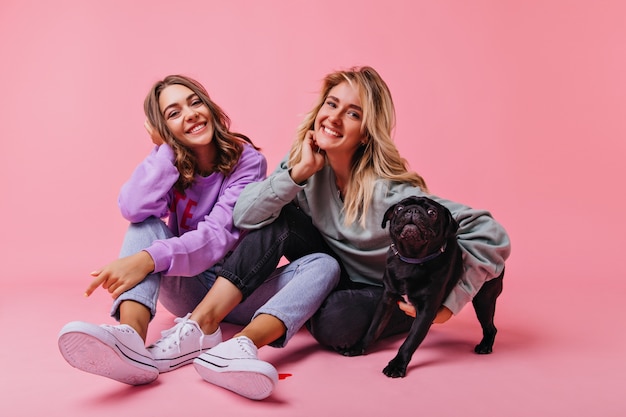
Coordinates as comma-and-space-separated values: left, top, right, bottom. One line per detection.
427, 208, 437, 217
395, 205, 404, 213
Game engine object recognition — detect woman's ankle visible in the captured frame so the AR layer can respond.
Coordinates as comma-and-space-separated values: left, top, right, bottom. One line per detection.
119, 300, 151, 341
190, 313, 220, 336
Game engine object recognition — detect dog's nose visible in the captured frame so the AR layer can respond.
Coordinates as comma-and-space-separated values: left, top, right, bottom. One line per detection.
406, 207, 420, 219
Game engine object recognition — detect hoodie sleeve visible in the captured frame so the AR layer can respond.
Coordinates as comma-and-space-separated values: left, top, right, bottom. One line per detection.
118, 144, 178, 222
429, 195, 511, 315
145, 145, 268, 276
233, 155, 302, 229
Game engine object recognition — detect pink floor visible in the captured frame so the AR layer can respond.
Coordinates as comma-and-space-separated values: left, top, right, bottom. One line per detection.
2, 255, 624, 416
2, 1, 626, 416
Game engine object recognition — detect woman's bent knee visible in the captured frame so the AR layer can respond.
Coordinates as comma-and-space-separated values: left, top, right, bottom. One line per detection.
307, 285, 382, 351
304, 253, 341, 287
120, 217, 172, 257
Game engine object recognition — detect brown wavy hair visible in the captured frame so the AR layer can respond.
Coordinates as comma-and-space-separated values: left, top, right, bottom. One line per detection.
289, 66, 428, 226
144, 75, 259, 192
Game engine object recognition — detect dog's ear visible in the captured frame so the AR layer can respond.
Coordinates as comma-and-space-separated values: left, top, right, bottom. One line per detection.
382, 196, 424, 228
382, 204, 397, 229
443, 209, 459, 238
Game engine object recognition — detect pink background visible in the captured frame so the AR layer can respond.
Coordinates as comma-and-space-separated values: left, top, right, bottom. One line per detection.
1, 1, 625, 416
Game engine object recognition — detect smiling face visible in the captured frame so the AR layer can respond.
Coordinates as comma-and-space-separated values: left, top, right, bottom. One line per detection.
313, 81, 366, 158
158, 84, 215, 150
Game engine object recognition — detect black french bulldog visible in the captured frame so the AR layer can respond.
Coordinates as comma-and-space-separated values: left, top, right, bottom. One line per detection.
342, 196, 503, 378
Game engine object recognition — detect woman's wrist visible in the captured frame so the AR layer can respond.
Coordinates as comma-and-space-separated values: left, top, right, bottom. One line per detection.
138, 250, 156, 274
289, 165, 309, 185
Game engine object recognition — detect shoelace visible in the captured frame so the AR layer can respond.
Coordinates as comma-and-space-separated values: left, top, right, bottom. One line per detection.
104, 324, 133, 334
236, 336, 258, 358
153, 314, 194, 353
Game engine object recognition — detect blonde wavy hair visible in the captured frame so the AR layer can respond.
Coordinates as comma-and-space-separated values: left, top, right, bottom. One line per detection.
144, 75, 259, 193
289, 66, 428, 226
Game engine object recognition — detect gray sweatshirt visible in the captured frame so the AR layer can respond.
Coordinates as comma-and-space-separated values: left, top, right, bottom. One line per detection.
233, 156, 511, 315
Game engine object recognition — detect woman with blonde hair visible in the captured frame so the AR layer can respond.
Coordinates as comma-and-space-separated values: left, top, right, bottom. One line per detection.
136, 66, 509, 401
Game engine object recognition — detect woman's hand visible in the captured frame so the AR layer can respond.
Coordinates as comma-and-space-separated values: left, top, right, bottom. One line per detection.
85, 251, 155, 299
144, 119, 164, 146
397, 301, 453, 324
289, 130, 326, 184
433, 306, 453, 323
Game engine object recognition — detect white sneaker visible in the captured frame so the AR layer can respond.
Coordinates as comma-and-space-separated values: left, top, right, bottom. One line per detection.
147, 313, 222, 373
193, 336, 278, 400
58, 321, 158, 385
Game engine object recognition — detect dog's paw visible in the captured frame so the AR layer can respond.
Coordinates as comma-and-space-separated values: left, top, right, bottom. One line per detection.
474, 341, 493, 354
474, 332, 496, 354
382, 358, 408, 378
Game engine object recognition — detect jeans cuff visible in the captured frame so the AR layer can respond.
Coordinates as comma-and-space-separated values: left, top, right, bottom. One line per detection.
252, 308, 294, 348
218, 269, 252, 300
110, 293, 156, 321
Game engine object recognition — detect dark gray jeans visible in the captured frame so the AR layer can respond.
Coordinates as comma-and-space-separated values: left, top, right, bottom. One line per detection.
219, 204, 413, 351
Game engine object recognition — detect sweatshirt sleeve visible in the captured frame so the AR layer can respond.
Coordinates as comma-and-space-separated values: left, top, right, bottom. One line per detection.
146, 145, 267, 276
118, 144, 178, 222
429, 195, 511, 315
234, 155, 511, 316
233, 155, 302, 229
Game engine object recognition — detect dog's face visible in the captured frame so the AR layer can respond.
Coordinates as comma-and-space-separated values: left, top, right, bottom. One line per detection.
382, 196, 458, 258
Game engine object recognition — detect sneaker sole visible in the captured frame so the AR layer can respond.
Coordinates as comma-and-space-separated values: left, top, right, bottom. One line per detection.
193, 354, 278, 400
58, 322, 158, 385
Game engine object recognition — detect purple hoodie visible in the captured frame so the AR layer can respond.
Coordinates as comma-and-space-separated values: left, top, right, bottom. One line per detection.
118, 142, 267, 277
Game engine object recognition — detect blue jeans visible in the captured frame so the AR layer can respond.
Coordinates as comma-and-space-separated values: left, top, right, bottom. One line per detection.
111, 216, 341, 348
218, 204, 414, 351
